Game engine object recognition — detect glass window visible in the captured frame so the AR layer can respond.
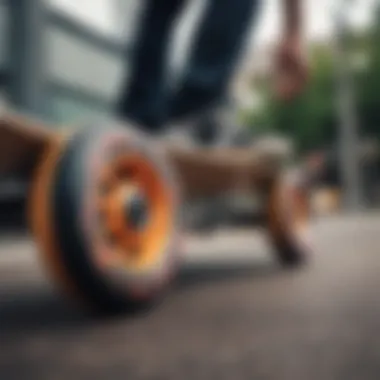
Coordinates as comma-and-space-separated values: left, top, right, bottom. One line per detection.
49, 93, 109, 125
48, 0, 117, 37
47, 26, 125, 101
47, 0, 142, 41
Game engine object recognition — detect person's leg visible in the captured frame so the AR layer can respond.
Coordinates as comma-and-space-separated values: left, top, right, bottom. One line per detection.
116, 0, 187, 132
169, 0, 261, 122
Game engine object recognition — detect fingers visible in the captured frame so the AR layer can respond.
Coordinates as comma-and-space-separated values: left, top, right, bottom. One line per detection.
274, 42, 309, 101
276, 63, 308, 101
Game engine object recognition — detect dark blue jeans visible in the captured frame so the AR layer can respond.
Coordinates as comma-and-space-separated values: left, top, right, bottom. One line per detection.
116, 0, 260, 133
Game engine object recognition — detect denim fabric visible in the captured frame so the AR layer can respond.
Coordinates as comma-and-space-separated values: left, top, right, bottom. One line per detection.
116, 0, 261, 133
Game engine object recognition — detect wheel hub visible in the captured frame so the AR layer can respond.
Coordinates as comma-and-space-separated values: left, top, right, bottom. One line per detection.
98, 153, 174, 270
123, 191, 148, 230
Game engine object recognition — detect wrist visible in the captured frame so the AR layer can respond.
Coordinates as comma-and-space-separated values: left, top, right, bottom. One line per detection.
283, 0, 303, 45
283, 30, 302, 44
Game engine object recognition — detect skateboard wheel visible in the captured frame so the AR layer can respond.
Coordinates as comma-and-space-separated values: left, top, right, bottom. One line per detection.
30, 125, 181, 314
266, 172, 312, 266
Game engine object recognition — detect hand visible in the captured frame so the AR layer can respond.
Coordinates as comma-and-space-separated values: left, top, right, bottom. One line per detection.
274, 37, 309, 101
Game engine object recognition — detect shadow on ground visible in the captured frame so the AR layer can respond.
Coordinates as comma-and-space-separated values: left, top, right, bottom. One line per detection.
176, 260, 279, 289
0, 257, 281, 336
0, 199, 27, 234
0, 200, 284, 336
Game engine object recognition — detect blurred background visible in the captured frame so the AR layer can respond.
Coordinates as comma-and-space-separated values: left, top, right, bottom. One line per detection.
1, 1, 380, 379
0, 0, 378, 214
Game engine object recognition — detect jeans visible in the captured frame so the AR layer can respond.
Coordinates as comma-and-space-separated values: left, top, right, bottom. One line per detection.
116, 0, 261, 133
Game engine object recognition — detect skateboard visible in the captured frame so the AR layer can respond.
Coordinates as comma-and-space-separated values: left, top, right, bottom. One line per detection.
0, 107, 312, 314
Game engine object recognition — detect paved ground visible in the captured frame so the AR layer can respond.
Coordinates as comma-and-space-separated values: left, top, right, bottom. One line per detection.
1, 213, 380, 380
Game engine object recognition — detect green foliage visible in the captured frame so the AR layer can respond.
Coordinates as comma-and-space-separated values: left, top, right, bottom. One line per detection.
244, 10, 380, 154
245, 44, 338, 153
273, 44, 337, 153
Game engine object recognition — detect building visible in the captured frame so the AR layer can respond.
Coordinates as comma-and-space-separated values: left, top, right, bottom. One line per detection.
1, 0, 138, 124
0, 0, 220, 199
0, 0, 217, 123
0, 0, 138, 199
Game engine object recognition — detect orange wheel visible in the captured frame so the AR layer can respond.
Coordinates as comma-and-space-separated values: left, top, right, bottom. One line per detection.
266, 171, 312, 267
29, 136, 87, 304
30, 126, 181, 314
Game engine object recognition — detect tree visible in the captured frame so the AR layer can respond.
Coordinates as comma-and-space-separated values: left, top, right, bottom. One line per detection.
243, 43, 338, 153
243, 10, 379, 155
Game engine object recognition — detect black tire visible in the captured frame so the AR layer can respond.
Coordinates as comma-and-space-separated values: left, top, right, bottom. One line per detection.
266, 172, 312, 267
38, 125, 181, 314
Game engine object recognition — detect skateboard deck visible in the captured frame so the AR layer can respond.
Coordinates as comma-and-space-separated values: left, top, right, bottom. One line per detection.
166, 145, 281, 199
0, 110, 56, 177
0, 110, 284, 199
